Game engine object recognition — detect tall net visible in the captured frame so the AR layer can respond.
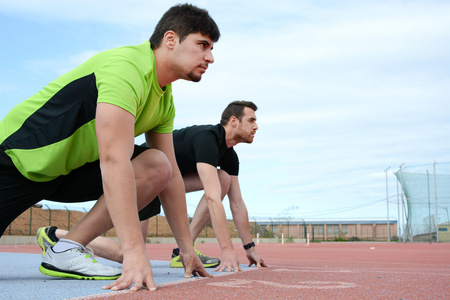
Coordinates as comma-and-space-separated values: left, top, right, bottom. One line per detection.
394, 162, 450, 241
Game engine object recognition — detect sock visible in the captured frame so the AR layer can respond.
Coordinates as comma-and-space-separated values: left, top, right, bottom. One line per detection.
52, 238, 84, 253
48, 227, 59, 242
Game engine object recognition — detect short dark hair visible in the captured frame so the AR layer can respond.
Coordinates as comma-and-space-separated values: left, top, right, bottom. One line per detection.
150, 3, 220, 49
220, 101, 258, 126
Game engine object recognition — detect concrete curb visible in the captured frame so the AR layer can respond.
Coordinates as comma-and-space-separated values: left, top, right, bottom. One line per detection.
0, 236, 305, 245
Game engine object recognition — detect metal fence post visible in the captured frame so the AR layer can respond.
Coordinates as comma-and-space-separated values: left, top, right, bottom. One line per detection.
427, 170, 432, 243
45, 204, 52, 226
29, 206, 33, 235
399, 163, 408, 240
287, 219, 290, 238
385, 167, 391, 242
396, 177, 401, 241
269, 217, 273, 237
434, 161, 438, 242
64, 206, 70, 230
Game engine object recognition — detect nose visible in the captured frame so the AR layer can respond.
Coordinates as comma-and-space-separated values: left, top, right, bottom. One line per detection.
205, 50, 214, 64
254, 122, 259, 130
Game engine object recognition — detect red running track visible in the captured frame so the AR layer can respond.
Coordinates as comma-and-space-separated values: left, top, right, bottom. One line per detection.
2, 242, 449, 299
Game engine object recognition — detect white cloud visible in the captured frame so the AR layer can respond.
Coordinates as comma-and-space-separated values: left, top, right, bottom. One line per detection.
0, 0, 170, 26
1, 0, 450, 221
24, 50, 100, 77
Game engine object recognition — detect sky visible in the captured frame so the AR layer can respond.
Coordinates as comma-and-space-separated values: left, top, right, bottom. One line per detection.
1, 0, 449, 225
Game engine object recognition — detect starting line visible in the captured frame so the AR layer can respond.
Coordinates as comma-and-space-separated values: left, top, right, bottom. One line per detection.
207, 278, 357, 289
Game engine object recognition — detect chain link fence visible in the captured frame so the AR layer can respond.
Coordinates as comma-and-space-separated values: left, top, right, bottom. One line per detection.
394, 161, 450, 242
6, 205, 396, 242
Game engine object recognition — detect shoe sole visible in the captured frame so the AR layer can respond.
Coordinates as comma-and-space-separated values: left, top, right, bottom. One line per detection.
39, 263, 121, 280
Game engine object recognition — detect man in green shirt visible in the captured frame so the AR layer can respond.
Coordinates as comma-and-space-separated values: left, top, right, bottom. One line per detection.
0, 3, 220, 292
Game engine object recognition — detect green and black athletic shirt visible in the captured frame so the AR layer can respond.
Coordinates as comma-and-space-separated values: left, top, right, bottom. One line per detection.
0, 41, 174, 182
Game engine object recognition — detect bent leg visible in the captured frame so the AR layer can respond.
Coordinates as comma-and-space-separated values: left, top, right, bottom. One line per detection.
186, 170, 231, 241
54, 148, 171, 247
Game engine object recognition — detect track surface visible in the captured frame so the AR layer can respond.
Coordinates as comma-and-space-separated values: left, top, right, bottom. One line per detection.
0, 242, 448, 299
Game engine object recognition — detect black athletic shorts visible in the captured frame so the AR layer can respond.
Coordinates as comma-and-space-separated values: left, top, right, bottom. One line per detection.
0, 145, 161, 237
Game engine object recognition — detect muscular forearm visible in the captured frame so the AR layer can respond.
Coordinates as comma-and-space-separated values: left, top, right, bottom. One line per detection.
101, 160, 145, 256
206, 195, 234, 251
230, 201, 253, 245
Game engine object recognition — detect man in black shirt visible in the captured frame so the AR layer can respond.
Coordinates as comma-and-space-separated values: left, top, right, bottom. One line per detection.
164, 101, 266, 271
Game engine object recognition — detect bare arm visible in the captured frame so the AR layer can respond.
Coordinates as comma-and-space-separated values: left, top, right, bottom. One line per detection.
228, 176, 267, 268
95, 103, 155, 291
146, 132, 211, 278
197, 163, 241, 272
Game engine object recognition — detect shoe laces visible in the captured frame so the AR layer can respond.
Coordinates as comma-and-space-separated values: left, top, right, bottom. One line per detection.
75, 246, 98, 263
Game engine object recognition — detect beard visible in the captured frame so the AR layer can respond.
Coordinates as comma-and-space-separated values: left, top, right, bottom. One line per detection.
240, 134, 254, 144
187, 71, 202, 82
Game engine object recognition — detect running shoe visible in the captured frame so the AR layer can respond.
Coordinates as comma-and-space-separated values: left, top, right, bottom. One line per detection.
39, 245, 122, 280
36, 226, 59, 257
170, 245, 220, 268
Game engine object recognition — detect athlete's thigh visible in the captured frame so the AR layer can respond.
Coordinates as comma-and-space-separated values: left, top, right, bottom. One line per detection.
47, 144, 150, 202
183, 172, 203, 193
183, 169, 230, 193
46, 159, 103, 202
0, 150, 59, 236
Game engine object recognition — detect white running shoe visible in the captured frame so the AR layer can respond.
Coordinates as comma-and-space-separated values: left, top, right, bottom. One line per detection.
39, 245, 122, 280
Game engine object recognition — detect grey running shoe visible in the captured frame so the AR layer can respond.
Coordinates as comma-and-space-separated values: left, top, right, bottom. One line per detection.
39, 245, 121, 280
170, 246, 220, 268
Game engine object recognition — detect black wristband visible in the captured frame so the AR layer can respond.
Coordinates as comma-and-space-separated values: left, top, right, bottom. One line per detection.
243, 241, 255, 250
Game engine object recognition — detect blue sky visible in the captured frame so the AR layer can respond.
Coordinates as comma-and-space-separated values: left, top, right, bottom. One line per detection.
1, 0, 449, 223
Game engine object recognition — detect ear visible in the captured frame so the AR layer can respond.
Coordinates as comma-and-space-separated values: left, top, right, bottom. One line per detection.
229, 116, 239, 127
163, 31, 177, 49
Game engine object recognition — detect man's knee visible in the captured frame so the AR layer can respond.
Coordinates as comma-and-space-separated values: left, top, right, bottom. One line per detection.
217, 169, 231, 193
134, 149, 172, 184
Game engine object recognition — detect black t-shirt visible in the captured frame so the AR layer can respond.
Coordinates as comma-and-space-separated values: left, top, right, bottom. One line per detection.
173, 124, 239, 176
